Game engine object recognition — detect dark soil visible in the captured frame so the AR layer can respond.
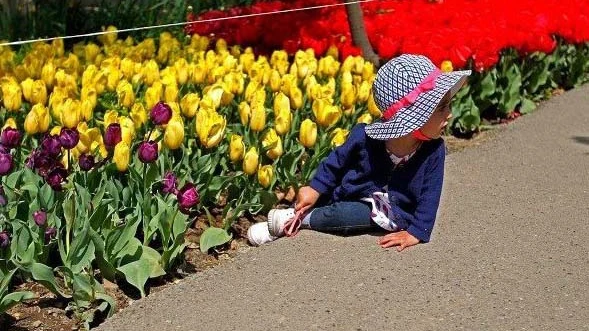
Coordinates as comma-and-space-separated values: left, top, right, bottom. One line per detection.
2, 127, 500, 331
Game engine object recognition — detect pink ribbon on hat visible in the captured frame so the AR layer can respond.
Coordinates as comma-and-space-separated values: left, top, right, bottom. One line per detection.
381, 68, 442, 121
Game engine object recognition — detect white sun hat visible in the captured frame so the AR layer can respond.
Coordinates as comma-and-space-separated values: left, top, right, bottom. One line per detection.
364, 54, 471, 140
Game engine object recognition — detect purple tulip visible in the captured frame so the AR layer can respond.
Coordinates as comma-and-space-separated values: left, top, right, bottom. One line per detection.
44, 227, 57, 243
0, 231, 9, 248
59, 128, 80, 150
177, 182, 200, 213
46, 166, 68, 191
162, 171, 178, 194
0, 152, 13, 176
78, 154, 95, 171
33, 209, 47, 226
0, 128, 21, 149
0, 186, 6, 206
26, 150, 55, 177
104, 123, 122, 149
41, 135, 62, 157
150, 101, 172, 125
138, 140, 158, 163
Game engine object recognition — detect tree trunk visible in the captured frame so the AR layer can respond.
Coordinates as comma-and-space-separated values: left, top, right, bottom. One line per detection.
344, 0, 380, 67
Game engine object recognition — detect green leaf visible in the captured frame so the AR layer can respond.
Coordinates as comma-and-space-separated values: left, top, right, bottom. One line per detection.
20, 183, 38, 196
118, 259, 150, 297
140, 246, 166, 278
199, 227, 232, 253
0, 291, 36, 314
29, 263, 70, 298
66, 223, 95, 274
519, 98, 537, 114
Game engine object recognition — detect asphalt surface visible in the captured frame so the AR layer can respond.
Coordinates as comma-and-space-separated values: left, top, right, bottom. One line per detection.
98, 86, 589, 331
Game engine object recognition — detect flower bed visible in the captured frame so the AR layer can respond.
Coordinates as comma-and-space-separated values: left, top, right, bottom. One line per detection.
186, 0, 589, 132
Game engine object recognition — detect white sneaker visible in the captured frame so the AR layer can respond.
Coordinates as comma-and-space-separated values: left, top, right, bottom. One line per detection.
247, 222, 277, 246
267, 208, 296, 237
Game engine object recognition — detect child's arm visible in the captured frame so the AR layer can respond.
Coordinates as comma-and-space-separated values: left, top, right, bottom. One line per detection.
308, 124, 365, 195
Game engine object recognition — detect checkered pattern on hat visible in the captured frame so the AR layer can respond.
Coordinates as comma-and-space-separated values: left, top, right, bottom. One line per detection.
365, 54, 471, 140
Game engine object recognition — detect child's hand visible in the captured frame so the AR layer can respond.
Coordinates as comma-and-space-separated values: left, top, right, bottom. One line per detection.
295, 186, 320, 213
378, 231, 420, 252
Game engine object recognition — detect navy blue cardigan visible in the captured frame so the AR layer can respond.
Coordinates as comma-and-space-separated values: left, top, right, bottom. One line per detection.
309, 123, 446, 242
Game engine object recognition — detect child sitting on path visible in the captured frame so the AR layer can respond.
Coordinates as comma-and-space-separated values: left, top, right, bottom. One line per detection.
248, 54, 471, 251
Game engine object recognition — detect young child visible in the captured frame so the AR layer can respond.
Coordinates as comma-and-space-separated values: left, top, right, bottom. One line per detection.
248, 54, 471, 251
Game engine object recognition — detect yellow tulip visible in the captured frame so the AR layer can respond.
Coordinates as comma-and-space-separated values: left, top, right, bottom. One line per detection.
441, 60, 453, 73
313, 99, 341, 127
174, 58, 190, 85
262, 128, 283, 160
289, 86, 303, 110
244, 80, 260, 103
318, 55, 340, 78
51, 38, 64, 57
104, 110, 119, 127
143, 59, 160, 86
2, 118, 17, 130
238, 101, 250, 126
223, 71, 244, 95
330, 128, 349, 147
325, 45, 339, 60
249, 102, 266, 132
164, 83, 179, 103
191, 62, 207, 84
85, 43, 101, 63
195, 109, 226, 148
24, 109, 40, 134
357, 81, 371, 103
340, 83, 357, 109
180, 93, 200, 118
229, 134, 245, 163
106, 67, 122, 92
98, 26, 118, 46
50, 126, 61, 136
130, 103, 147, 129
357, 113, 373, 124
269, 69, 282, 92
257, 165, 273, 188
362, 62, 375, 82
30, 80, 47, 106
1, 81, 22, 111
113, 141, 130, 172
116, 80, 135, 108
31, 104, 50, 132
60, 99, 81, 129
239, 52, 255, 73
119, 116, 135, 146
273, 92, 290, 116
274, 106, 292, 136
21, 78, 34, 102
299, 119, 317, 148
367, 93, 382, 118
120, 58, 135, 79
164, 119, 184, 150
144, 82, 163, 111
40, 62, 56, 89
242, 147, 259, 175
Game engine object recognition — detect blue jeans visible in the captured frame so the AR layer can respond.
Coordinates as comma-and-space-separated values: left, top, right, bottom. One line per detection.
307, 201, 383, 235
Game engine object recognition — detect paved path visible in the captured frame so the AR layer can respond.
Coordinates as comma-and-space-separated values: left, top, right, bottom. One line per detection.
98, 86, 589, 331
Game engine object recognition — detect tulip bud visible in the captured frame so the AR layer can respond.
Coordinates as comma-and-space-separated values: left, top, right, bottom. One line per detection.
0, 152, 13, 176
33, 209, 47, 226
46, 166, 68, 191
299, 119, 317, 148
357, 81, 371, 103
164, 83, 179, 103
163, 120, 184, 150
249, 103, 266, 132
242, 147, 259, 175
367, 93, 382, 118
274, 107, 292, 136
78, 154, 95, 171
0, 231, 10, 248
104, 123, 122, 149
229, 134, 245, 163
41, 62, 56, 89
180, 93, 200, 119
130, 103, 148, 129
177, 182, 200, 213
357, 113, 373, 124
138, 140, 158, 163
150, 101, 172, 125
238, 101, 250, 126
59, 127, 80, 149
60, 99, 81, 129
2, 118, 17, 131
257, 165, 273, 188
273, 92, 290, 116
330, 128, 349, 147
24, 110, 40, 135
289, 86, 303, 110
0, 128, 21, 149
441, 60, 453, 73
41, 135, 62, 157
44, 227, 57, 243
195, 109, 226, 149
116, 80, 135, 108
1, 81, 22, 111
262, 129, 283, 160
162, 171, 178, 195
113, 141, 130, 172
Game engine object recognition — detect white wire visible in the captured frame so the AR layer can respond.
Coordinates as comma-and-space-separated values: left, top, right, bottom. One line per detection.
0, 0, 381, 47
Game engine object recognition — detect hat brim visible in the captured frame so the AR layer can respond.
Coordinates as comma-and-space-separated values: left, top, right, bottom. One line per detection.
365, 70, 471, 140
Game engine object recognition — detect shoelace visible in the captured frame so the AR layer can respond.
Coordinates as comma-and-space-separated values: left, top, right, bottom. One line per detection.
281, 209, 306, 237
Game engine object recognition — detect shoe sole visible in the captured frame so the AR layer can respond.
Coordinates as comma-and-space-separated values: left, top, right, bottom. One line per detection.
267, 209, 278, 237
